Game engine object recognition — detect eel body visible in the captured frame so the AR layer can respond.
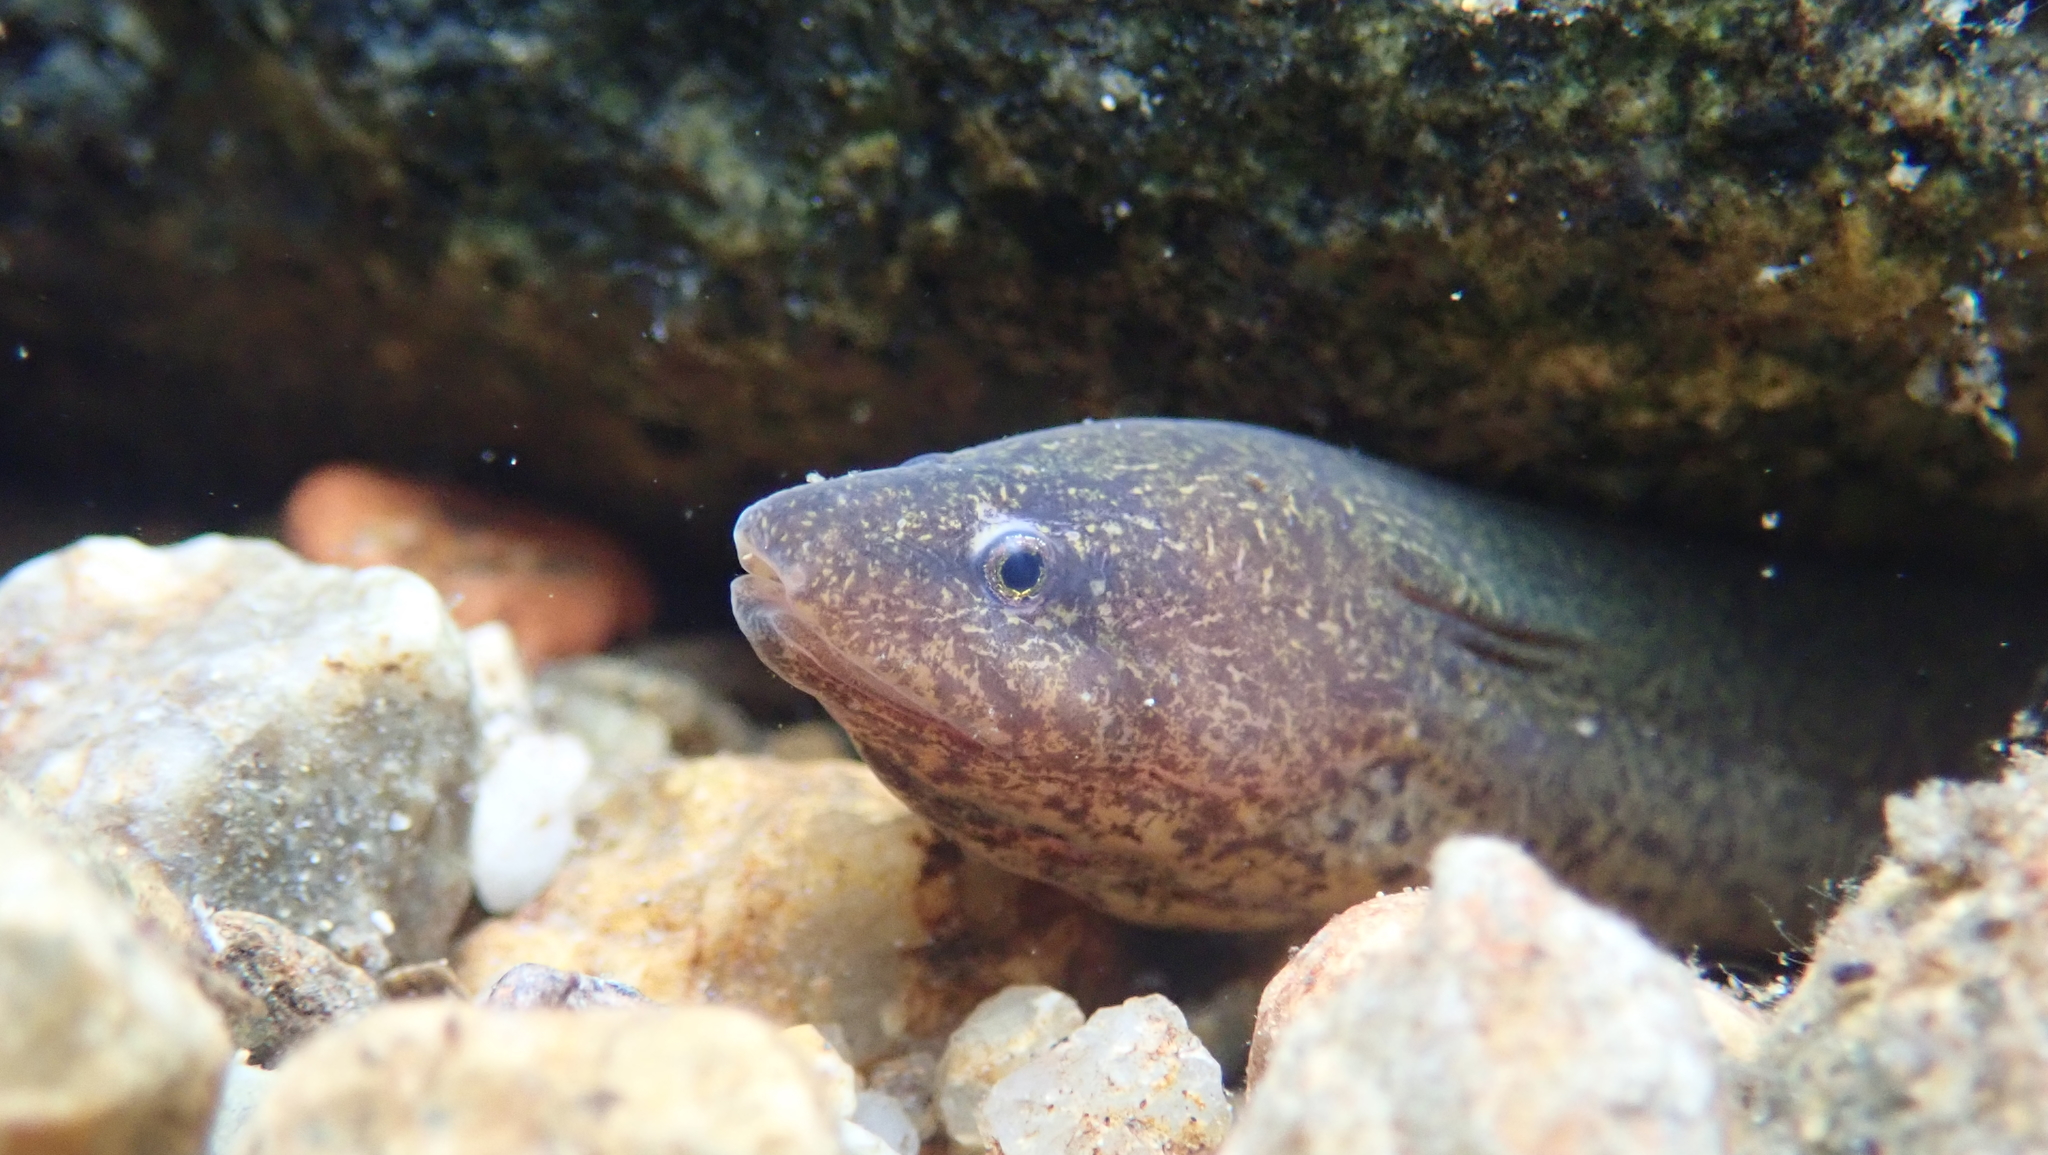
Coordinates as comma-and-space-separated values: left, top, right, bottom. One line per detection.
730, 419, 2044, 952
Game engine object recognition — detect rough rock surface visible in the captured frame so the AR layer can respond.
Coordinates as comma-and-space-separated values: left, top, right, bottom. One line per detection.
979, 993, 1231, 1155
203, 909, 381, 1067
1226, 835, 1729, 1155
231, 1000, 842, 1154
1246, 888, 1430, 1088
938, 985, 1086, 1152
0, 535, 477, 968
1737, 748, 2048, 1153
0, 811, 232, 1155
7, 0, 2048, 575
453, 753, 1116, 1062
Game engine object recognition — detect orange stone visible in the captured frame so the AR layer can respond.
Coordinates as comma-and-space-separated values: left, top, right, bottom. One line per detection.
282, 463, 655, 667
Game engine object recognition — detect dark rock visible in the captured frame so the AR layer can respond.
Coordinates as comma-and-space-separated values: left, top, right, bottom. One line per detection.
377, 960, 469, 1001
4, 0, 2048, 582
205, 909, 381, 1067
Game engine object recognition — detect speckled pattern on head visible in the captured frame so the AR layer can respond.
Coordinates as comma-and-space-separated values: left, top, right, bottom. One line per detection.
732, 419, 2046, 953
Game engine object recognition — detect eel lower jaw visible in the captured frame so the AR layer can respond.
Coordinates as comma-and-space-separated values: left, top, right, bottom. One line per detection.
728, 570, 1010, 752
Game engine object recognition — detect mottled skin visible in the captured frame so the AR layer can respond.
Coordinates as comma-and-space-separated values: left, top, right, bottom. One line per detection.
731, 420, 2044, 952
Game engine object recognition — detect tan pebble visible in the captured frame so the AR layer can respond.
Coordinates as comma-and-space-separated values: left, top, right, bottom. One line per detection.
454, 754, 1115, 1064
283, 462, 655, 666
0, 812, 232, 1155
232, 1000, 841, 1154
1246, 888, 1429, 1087
1225, 836, 1729, 1155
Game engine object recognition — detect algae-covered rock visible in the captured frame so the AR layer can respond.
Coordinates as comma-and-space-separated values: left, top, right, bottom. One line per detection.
5, 0, 2048, 572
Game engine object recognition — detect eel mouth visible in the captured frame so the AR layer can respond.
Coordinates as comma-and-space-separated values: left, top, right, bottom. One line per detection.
730, 531, 1007, 751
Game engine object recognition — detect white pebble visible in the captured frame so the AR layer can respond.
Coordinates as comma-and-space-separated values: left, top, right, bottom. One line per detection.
468, 729, 592, 912
938, 986, 1085, 1151
853, 1091, 921, 1155
980, 994, 1230, 1155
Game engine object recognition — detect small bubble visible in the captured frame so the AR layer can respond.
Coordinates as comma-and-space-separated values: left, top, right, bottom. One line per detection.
1100, 93, 1118, 112
387, 811, 414, 832
1572, 716, 1600, 738
1760, 511, 1781, 530
370, 909, 397, 935
805, 470, 826, 484
1143, 697, 1156, 707
480, 449, 497, 463
1760, 565, 1779, 580
13, 344, 25, 360
1449, 290, 1464, 301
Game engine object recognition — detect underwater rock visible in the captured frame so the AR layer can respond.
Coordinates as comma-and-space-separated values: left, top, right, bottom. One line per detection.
0, 810, 232, 1155
452, 753, 1116, 1063
1738, 748, 2048, 1154
938, 985, 1086, 1152
1246, 889, 1430, 1088
231, 1000, 842, 1155
6, 0, 2048, 570
0, 535, 477, 968
468, 727, 592, 914
532, 652, 759, 789
866, 1048, 942, 1145
476, 962, 650, 1010
978, 993, 1231, 1155
781, 1023, 920, 1155
283, 464, 656, 667
203, 1061, 279, 1155
1226, 836, 1729, 1155
203, 909, 382, 1067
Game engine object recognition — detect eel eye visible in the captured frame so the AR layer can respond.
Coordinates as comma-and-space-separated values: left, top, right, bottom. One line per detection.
981, 531, 1051, 603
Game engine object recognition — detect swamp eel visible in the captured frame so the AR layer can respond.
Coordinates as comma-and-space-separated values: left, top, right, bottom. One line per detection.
730, 419, 2045, 952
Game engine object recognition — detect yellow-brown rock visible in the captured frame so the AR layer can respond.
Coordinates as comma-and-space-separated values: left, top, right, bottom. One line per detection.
231, 1000, 841, 1155
0, 813, 232, 1155
1245, 889, 1429, 1089
455, 754, 1115, 1062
